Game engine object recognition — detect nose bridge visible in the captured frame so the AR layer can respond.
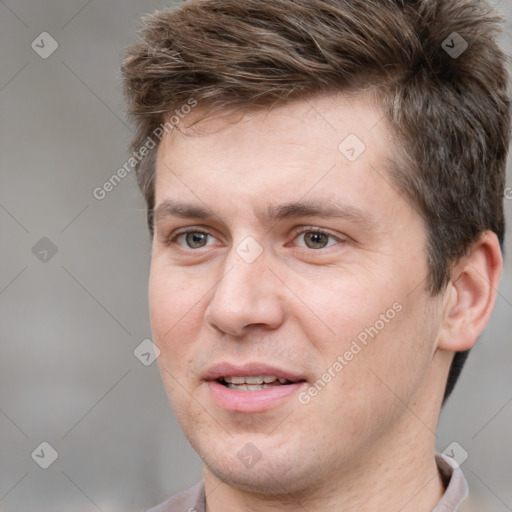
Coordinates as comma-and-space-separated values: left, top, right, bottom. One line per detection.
215, 243, 268, 309
216, 232, 268, 295
205, 241, 284, 335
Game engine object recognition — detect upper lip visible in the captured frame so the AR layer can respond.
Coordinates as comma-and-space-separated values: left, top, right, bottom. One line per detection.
204, 362, 306, 383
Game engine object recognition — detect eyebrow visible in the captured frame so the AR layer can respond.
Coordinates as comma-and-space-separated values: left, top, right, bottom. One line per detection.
154, 200, 213, 224
260, 200, 378, 229
153, 198, 378, 230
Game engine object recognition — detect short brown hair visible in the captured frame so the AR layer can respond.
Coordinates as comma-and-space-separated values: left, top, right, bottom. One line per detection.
121, 0, 511, 400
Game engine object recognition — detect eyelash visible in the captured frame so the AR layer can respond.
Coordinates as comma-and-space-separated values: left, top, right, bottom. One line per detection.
168, 227, 342, 250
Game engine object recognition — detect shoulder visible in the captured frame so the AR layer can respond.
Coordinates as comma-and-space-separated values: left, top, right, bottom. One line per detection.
142, 481, 205, 512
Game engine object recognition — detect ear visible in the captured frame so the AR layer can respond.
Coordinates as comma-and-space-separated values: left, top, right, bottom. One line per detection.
437, 231, 503, 352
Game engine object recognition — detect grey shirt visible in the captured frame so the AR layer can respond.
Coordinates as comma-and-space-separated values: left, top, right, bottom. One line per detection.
144, 454, 468, 512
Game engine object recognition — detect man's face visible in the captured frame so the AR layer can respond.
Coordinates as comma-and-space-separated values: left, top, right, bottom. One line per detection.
149, 94, 445, 493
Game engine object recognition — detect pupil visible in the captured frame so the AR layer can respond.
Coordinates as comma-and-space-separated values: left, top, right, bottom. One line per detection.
306, 232, 327, 248
186, 232, 207, 248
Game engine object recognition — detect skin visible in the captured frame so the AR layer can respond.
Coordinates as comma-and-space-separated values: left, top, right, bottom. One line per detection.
148, 93, 502, 512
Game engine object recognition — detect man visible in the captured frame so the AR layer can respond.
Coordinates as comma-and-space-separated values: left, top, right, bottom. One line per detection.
121, 0, 510, 510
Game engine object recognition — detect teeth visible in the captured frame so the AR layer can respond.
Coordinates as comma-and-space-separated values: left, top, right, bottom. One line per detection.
222, 375, 295, 391
245, 376, 264, 384
226, 383, 273, 391
228, 376, 246, 384
224, 375, 280, 384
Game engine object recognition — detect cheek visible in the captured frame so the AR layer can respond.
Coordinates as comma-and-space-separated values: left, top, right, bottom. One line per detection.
350, 294, 437, 409
149, 267, 202, 409
311, 275, 403, 346
148, 261, 205, 359
309, 275, 431, 396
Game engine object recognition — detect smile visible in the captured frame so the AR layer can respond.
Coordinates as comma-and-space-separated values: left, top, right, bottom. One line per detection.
219, 375, 294, 391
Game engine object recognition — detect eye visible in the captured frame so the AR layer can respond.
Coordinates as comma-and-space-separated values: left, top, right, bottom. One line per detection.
175, 231, 216, 249
294, 230, 339, 249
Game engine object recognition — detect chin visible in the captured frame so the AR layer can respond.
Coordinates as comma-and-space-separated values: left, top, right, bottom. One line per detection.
197, 438, 333, 497
208, 460, 306, 495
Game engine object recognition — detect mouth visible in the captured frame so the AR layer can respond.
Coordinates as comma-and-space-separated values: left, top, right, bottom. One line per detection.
217, 375, 301, 391
204, 362, 307, 412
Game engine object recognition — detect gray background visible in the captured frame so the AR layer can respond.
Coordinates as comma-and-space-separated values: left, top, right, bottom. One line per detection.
0, 1, 510, 511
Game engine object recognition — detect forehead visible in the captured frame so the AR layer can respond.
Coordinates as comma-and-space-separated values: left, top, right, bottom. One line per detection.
163, 92, 385, 150
152, 93, 402, 229
155, 93, 390, 183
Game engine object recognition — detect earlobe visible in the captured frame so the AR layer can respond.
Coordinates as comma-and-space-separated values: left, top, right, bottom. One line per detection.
437, 231, 503, 352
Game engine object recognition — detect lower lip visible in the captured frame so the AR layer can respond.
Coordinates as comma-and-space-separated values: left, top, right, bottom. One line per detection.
207, 380, 305, 413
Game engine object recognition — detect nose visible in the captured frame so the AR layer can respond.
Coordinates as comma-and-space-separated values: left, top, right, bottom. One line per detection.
204, 247, 285, 337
